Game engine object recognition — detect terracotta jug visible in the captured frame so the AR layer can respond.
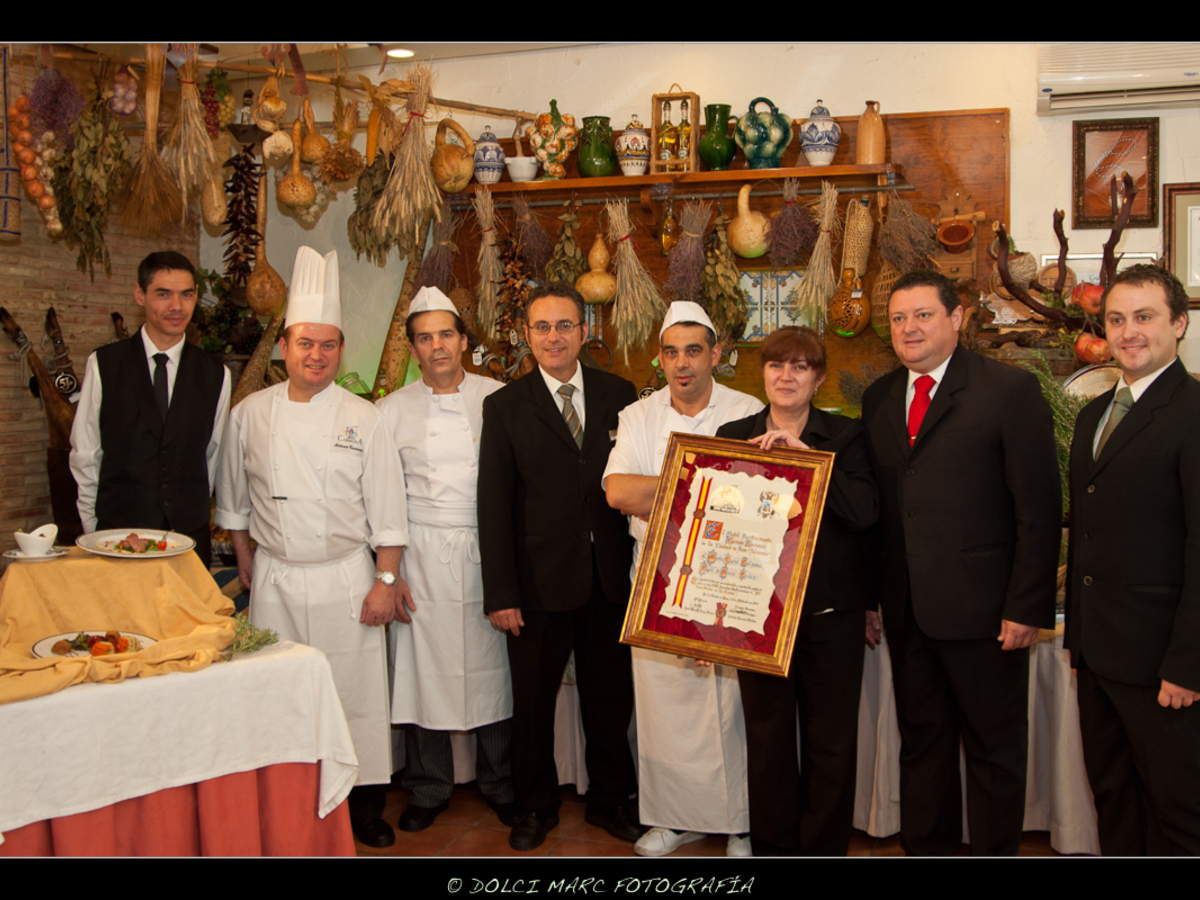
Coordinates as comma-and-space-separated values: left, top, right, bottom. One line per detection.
430, 118, 475, 194
856, 101, 885, 165
727, 183, 770, 259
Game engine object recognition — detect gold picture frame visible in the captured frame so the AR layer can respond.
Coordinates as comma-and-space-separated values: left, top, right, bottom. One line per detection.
620, 433, 834, 677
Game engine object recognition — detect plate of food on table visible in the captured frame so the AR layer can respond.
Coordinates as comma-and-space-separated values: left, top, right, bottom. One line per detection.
75, 529, 196, 559
31, 630, 157, 658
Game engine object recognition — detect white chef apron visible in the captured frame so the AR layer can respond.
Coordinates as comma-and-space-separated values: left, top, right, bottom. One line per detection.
389, 499, 512, 731
250, 544, 393, 786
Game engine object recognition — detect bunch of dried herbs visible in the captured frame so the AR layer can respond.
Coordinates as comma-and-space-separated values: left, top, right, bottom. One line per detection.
769, 178, 818, 268
787, 181, 841, 325
222, 610, 279, 660
416, 198, 460, 292
606, 198, 666, 365
878, 190, 939, 272
162, 45, 218, 219
221, 143, 260, 288
666, 199, 713, 302
511, 193, 553, 280
347, 151, 396, 267
701, 209, 748, 342
52, 65, 132, 280
544, 199, 584, 287
30, 66, 85, 151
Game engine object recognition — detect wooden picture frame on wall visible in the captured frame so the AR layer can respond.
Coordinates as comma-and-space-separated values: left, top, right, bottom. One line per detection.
1072, 117, 1159, 229
620, 433, 834, 677
1163, 182, 1200, 307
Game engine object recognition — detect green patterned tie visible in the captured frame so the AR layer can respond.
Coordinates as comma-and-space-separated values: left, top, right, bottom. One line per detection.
1095, 386, 1133, 460
558, 384, 583, 449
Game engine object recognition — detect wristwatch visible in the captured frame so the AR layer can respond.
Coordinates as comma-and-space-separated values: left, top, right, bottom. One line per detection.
375, 571, 397, 586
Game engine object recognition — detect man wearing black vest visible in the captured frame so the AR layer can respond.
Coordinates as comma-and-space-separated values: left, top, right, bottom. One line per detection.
70, 251, 231, 569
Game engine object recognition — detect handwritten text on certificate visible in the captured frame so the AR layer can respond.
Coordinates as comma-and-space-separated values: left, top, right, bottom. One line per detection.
660, 467, 800, 634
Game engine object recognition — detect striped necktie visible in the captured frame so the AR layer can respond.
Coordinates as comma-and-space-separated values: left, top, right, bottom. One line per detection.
558, 384, 583, 449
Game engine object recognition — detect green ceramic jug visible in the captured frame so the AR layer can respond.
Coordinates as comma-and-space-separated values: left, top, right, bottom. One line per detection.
577, 116, 617, 178
698, 103, 738, 171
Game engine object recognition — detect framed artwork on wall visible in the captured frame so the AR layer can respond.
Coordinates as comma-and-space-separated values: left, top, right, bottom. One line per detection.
1072, 117, 1159, 229
1163, 182, 1200, 307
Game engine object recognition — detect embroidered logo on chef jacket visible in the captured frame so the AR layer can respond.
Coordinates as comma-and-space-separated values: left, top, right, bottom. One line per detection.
335, 424, 364, 452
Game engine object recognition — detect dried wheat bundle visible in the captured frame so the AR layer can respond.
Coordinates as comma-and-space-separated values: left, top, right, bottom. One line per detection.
511, 193, 553, 279
878, 190, 938, 272
119, 43, 183, 234
606, 198, 666, 364
473, 187, 503, 341
372, 62, 441, 251
417, 198, 460, 292
162, 45, 217, 221
840, 197, 874, 276
787, 181, 840, 323
666, 199, 713, 301
769, 178, 818, 268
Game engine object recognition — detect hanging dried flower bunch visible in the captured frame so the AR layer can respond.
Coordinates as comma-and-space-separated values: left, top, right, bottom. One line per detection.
497, 239, 535, 347
118, 43, 183, 234
416, 199, 460, 292
30, 65, 85, 151
606, 198, 667, 364
701, 209, 748, 342
878, 190, 938, 272
51, 63, 132, 280
320, 85, 365, 184
544, 199, 584, 287
162, 44, 218, 221
666, 199, 713, 302
372, 62, 442, 253
787, 181, 841, 324
510, 193, 553, 280
221, 143, 261, 288
769, 178, 818, 268
473, 187, 504, 341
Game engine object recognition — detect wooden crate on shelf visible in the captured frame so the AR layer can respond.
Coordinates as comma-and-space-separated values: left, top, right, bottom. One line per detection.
649, 85, 700, 175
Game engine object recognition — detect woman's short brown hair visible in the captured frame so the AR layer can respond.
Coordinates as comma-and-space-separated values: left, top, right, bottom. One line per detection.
759, 326, 826, 376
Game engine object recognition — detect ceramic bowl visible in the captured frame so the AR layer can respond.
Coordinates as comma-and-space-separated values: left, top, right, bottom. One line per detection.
505, 156, 540, 182
15, 523, 58, 556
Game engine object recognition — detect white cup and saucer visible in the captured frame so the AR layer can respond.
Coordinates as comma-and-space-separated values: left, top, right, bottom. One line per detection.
6, 524, 67, 562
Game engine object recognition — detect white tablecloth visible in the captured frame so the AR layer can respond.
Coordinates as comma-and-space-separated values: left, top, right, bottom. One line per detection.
0, 640, 357, 844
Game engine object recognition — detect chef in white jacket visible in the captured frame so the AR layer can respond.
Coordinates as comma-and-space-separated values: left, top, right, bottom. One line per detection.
376, 286, 514, 833
603, 302, 762, 858
215, 246, 408, 849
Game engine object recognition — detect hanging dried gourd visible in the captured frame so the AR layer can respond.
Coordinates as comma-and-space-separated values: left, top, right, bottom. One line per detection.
253, 72, 288, 134
118, 43, 183, 234
221, 143, 260, 288
472, 186, 503, 341
666, 199, 713, 302
372, 62, 442, 254
606, 198, 667, 364
245, 174, 287, 316
701, 208, 748, 343
416, 199, 460, 292
200, 131, 231, 229
787, 181, 841, 325
51, 63, 133, 280
347, 149, 395, 267
511, 193, 553, 280
827, 197, 874, 338
320, 83, 365, 184
162, 44, 218, 221
769, 178, 818, 268
299, 97, 330, 164
357, 75, 404, 167
545, 199, 584, 287
277, 118, 316, 210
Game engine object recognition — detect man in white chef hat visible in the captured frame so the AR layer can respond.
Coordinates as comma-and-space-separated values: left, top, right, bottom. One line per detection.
376, 286, 516, 833
215, 246, 409, 848
603, 301, 762, 857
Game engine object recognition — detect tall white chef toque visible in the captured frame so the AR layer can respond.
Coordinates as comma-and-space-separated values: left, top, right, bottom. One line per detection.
284, 246, 342, 330
408, 285, 459, 317
660, 300, 717, 339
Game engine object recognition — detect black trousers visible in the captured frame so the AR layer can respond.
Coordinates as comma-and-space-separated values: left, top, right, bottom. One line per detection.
738, 607, 866, 856
886, 595, 1030, 856
505, 550, 636, 815
1076, 667, 1200, 856
402, 719, 514, 807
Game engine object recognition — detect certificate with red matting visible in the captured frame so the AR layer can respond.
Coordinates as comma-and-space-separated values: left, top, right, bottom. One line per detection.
620, 433, 834, 677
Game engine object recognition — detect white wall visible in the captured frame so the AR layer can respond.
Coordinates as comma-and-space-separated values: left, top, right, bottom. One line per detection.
199, 42, 1200, 378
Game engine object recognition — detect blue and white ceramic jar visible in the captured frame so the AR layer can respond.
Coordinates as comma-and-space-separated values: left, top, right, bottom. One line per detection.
473, 126, 506, 184
800, 100, 841, 167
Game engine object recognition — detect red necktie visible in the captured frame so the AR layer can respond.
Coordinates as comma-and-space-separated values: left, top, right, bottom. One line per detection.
907, 374, 934, 447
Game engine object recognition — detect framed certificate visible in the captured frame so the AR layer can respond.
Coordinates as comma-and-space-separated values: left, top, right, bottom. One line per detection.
620, 433, 834, 677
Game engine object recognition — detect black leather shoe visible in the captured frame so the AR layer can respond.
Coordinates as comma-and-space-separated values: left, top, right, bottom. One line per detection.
509, 810, 559, 851
486, 798, 520, 828
398, 799, 450, 832
352, 815, 396, 848
585, 803, 645, 843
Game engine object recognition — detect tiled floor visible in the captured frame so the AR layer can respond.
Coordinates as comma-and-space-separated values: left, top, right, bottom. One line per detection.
355, 775, 1066, 858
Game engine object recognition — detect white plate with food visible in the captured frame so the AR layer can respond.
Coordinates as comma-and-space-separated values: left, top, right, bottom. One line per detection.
3, 548, 69, 563
31, 630, 157, 659
76, 529, 196, 559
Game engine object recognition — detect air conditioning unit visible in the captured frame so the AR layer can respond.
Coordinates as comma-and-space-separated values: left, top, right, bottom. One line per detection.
1038, 43, 1200, 115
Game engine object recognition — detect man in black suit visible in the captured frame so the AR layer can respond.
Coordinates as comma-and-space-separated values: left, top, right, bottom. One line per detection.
478, 282, 643, 851
70, 251, 230, 569
1065, 264, 1200, 855
861, 270, 1060, 855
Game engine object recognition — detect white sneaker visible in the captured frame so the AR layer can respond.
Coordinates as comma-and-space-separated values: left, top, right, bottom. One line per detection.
726, 834, 753, 857
634, 826, 706, 857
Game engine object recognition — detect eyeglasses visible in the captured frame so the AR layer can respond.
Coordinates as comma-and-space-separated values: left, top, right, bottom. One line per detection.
528, 320, 584, 335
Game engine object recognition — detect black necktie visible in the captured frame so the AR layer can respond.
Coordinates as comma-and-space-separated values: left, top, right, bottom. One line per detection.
153, 353, 169, 422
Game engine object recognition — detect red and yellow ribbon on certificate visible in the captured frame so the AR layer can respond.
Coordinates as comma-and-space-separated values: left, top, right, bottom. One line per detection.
671, 476, 713, 608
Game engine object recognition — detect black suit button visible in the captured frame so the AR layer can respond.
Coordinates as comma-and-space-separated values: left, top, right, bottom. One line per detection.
579, 458, 586, 465
581, 532, 589, 540
906, 469, 916, 476
905, 511, 914, 518
1083, 576, 1093, 586
1086, 531, 1094, 539
1087, 485, 1096, 493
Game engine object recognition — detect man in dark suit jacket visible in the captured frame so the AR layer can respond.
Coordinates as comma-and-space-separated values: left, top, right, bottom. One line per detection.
478, 282, 642, 852
861, 270, 1060, 855
1064, 263, 1200, 855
